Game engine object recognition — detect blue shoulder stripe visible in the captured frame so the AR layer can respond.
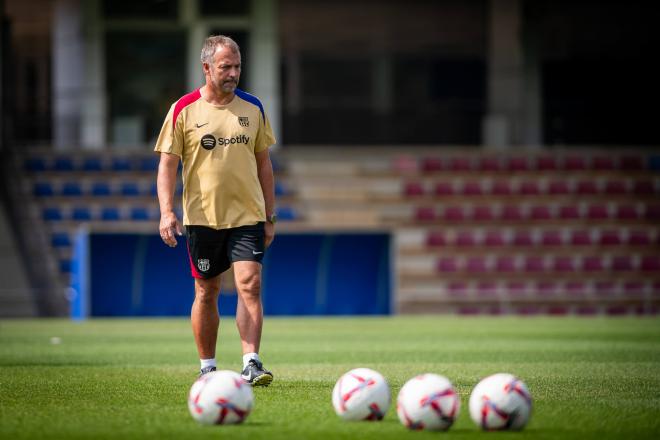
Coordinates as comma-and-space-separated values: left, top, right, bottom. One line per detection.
235, 89, 265, 120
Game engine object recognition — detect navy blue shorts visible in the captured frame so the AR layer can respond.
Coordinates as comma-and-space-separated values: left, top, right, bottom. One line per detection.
185, 222, 265, 279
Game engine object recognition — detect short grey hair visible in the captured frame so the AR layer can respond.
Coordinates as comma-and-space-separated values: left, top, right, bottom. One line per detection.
200, 35, 241, 64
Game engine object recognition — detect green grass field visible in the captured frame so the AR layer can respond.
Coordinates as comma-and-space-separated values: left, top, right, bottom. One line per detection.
1, 317, 659, 439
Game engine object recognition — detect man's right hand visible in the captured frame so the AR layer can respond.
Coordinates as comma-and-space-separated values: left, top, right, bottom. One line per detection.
159, 211, 183, 247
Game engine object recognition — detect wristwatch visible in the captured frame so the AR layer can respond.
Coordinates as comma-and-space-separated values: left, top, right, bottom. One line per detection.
267, 213, 277, 224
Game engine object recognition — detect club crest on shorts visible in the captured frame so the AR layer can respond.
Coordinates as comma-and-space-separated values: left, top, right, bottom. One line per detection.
238, 116, 249, 127
197, 259, 210, 272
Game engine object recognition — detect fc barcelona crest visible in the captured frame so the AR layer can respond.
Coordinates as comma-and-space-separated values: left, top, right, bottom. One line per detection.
238, 116, 249, 127
197, 259, 210, 272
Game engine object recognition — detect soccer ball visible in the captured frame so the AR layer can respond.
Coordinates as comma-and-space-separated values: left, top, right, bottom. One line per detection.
188, 370, 254, 425
468, 373, 532, 431
332, 367, 390, 421
396, 373, 460, 431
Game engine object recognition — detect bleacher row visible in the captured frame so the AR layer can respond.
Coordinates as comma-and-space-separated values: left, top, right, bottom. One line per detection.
19, 148, 660, 315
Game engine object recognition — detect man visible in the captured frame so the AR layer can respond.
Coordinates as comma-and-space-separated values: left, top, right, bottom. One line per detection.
154, 35, 276, 386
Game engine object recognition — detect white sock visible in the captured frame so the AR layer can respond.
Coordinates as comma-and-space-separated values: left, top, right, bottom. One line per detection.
200, 358, 216, 370
243, 352, 260, 368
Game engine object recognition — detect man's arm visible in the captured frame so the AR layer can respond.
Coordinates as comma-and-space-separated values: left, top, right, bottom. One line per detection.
157, 152, 183, 247
255, 149, 275, 247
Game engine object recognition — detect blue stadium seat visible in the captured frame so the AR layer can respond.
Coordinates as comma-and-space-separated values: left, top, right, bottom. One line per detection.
51, 233, 71, 247
130, 207, 150, 221
25, 158, 46, 171
72, 207, 92, 221
112, 157, 131, 171
120, 182, 140, 196
82, 157, 103, 171
54, 157, 75, 171
149, 183, 158, 196
101, 207, 120, 221
33, 182, 54, 197
139, 156, 159, 171
274, 182, 290, 196
91, 182, 111, 196
59, 259, 72, 273
276, 206, 298, 221
43, 207, 63, 221
62, 182, 83, 196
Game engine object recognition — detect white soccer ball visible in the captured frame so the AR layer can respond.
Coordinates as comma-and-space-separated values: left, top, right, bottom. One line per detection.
188, 370, 254, 425
468, 373, 532, 431
332, 367, 391, 421
396, 373, 460, 431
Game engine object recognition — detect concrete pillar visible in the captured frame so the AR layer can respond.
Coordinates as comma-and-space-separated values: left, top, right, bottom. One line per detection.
483, 0, 542, 148
249, 0, 281, 146
80, 0, 105, 149
52, 0, 83, 149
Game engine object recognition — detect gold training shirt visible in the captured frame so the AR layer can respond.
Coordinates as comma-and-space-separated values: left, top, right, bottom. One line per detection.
154, 88, 276, 229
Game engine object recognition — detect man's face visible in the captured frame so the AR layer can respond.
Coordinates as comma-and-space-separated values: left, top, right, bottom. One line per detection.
206, 45, 241, 94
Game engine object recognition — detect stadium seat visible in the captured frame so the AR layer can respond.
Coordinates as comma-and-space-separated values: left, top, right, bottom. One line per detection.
426, 231, 446, 247
548, 180, 570, 195
576, 180, 598, 195
62, 182, 83, 196
139, 156, 160, 171
437, 257, 459, 273
91, 182, 112, 196
112, 157, 132, 171
466, 257, 488, 273
582, 256, 605, 272
130, 207, 150, 221
415, 206, 436, 222
507, 156, 531, 171
447, 282, 468, 297
456, 230, 477, 246
592, 155, 615, 170
120, 182, 140, 196
462, 181, 483, 196
599, 229, 622, 245
501, 204, 525, 221
473, 205, 495, 221
616, 204, 640, 220
59, 259, 72, 273
448, 157, 471, 171
505, 281, 527, 297
641, 256, 660, 272
476, 281, 497, 296
646, 204, 660, 220
619, 155, 644, 170
564, 155, 587, 170
495, 256, 516, 272
632, 179, 654, 195
524, 256, 545, 272
570, 229, 592, 246
33, 182, 54, 197
82, 157, 103, 171
274, 181, 290, 196
484, 230, 506, 246
433, 181, 454, 196
623, 281, 645, 296
593, 281, 617, 297
536, 156, 558, 171
419, 157, 441, 173
519, 180, 541, 195
553, 256, 576, 272
587, 204, 610, 220
51, 232, 71, 248
72, 207, 92, 221
565, 281, 586, 296
604, 179, 627, 195
491, 180, 512, 195
276, 206, 298, 221
612, 256, 634, 271
43, 207, 63, 221
477, 157, 501, 171
54, 157, 75, 171
25, 158, 46, 171
403, 181, 425, 197
442, 205, 465, 222
628, 229, 652, 246
541, 230, 563, 246
513, 230, 534, 246
101, 207, 120, 221
530, 205, 553, 220
536, 281, 557, 296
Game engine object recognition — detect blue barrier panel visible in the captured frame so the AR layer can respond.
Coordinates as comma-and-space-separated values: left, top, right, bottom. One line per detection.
71, 231, 391, 318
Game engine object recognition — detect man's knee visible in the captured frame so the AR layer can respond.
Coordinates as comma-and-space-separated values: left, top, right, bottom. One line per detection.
195, 278, 221, 304
236, 271, 261, 299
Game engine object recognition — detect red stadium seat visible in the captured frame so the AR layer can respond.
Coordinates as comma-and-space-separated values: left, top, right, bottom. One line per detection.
415, 206, 437, 222
570, 229, 592, 245
404, 181, 425, 197
519, 180, 541, 195
612, 256, 635, 271
641, 256, 660, 272
594, 281, 617, 297
448, 157, 471, 171
559, 204, 581, 220
553, 256, 576, 272
505, 282, 527, 297
491, 180, 513, 195
507, 156, 531, 171
420, 157, 442, 173
473, 205, 495, 221
582, 256, 605, 272
616, 204, 640, 220
524, 256, 545, 272
541, 230, 563, 246
466, 257, 488, 273
564, 155, 587, 170
530, 204, 553, 220
645, 204, 660, 220
447, 282, 468, 297
632, 179, 654, 195
513, 230, 535, 246
394, 155, 420, 173
599, 229, 622, 245
592, 155, 615, 170
462, 181, 483, 196
536, 156, 558, 171
587, 203, 610, 220
433, 181, 454, 196
628, 229, 652, 246
456, 230, 478, 246
426, 231, 447, 247
476, 282, 497, 296
604, 179, 628, 195
495, 256, 516, 272
484, 230, 506, 246
536, 281, 557, 297
576, 180, 599, 195
442, 205, 466, 222
501, 204, 525, 221
619, 155, 644, 170
623, 281, 645, 296
478, 157, 501, 171
437, 257, 459, 273
548, 179, 571, 195
565, 281, 587, 296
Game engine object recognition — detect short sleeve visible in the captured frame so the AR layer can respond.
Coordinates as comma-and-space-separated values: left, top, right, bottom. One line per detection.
254, 111, 276, 153
154, 103, 184, 157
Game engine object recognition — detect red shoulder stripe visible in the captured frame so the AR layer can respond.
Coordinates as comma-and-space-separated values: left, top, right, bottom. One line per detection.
172, 89, 202, 129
